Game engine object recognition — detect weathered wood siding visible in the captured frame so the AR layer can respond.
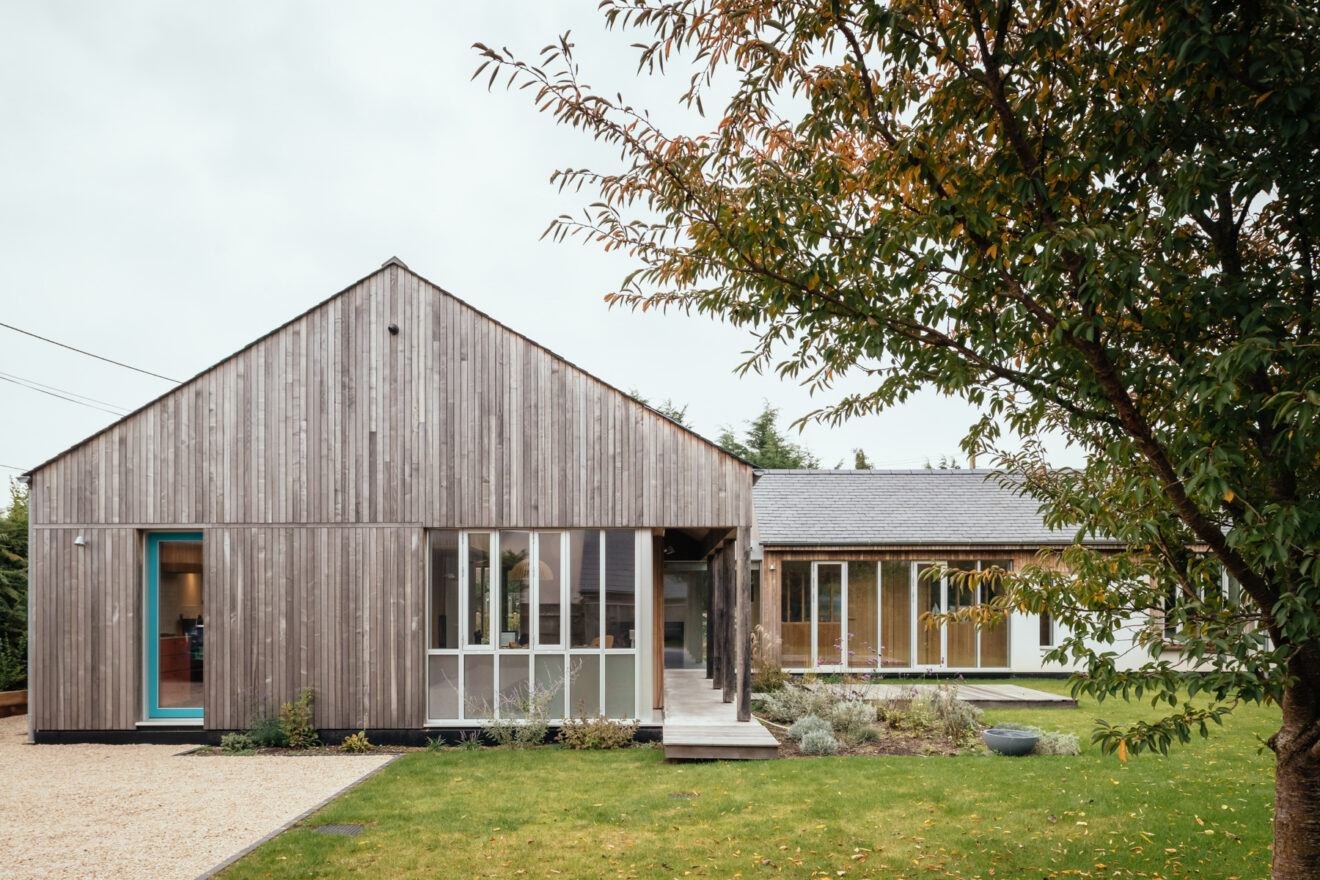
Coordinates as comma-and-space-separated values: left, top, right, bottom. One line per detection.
28, 528, 140, 730
28, 264, 753, 731
203, 526, 425, 730
31, 265, 751, 529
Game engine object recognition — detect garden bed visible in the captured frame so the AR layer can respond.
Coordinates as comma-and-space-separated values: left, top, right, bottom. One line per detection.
761, 718, 966, 757
753, 681, 1079, 758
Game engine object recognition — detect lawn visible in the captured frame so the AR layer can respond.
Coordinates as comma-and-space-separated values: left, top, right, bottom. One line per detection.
218, 679, 1276, 880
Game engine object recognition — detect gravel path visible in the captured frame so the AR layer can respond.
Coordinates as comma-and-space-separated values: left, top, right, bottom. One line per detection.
0, 714, 394, 880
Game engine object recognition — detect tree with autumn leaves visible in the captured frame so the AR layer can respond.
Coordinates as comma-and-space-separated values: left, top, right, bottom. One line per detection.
478, 2, 1320, 875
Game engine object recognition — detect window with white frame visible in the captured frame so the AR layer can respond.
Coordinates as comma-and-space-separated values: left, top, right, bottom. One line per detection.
427, 529, 640, 723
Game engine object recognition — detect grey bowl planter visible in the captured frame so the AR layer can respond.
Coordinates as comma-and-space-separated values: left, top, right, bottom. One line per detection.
983, 728, 1038, 756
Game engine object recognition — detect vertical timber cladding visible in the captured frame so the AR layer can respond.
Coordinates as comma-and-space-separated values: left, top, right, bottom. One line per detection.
203, 526, 425, 731
28, 527, 140, 731
26, 263, 753, 731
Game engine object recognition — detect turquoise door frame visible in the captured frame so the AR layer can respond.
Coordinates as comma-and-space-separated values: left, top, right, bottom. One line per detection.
145, 532, 204, 719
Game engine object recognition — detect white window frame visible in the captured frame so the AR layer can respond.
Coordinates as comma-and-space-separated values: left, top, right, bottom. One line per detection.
426, 529, 641, 726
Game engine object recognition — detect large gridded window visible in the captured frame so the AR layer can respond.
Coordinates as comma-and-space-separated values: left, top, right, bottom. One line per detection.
427, 529, 640, 723
778, 558, 1013, 671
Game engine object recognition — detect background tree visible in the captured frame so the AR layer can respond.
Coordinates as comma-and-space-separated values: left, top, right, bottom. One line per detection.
627, 388, 691, 427
717, 401, 821, 468
0, 480, 28, 691
478, 1, 1320, 874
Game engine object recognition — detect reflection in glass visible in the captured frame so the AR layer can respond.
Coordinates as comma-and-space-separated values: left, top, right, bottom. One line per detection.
468, 533, 492, 646
499, 531, 531, 648
430, 531, 459, 649
463, 654, 495, 719
604, 530, 635, 648
427, 655, 459, 719
535, 654, 567, 719
605, 655, 636, 718
570, 654, 601, 717
498, 655, 531, 717
569, 530, 601, 647
537, 532, 562, 646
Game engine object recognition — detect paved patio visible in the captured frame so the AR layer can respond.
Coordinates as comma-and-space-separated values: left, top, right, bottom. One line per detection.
0, 714, 393, 880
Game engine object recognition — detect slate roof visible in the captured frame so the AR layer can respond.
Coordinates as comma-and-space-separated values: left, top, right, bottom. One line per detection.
754, 469, 1107, 547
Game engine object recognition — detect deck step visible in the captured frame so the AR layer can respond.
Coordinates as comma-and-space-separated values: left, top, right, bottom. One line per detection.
662, 724, 780, 761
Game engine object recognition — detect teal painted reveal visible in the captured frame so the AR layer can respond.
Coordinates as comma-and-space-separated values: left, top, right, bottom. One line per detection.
145, 532, 204, 719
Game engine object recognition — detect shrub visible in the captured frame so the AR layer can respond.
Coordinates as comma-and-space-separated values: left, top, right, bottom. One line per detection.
830, 699, 878, 740
425, 735, 447, 752
559, 702, 638, 750
993, 722, 1081, 756
278, 687, 319, 749
0, 634, 26, 691
788, 714, 832, 742
458, 730, 484, 750
341, 730, 372, 753
798, 729, 840, 756
220, 732, 255, 754
751, 625, 787, 692
760, 684, 833, 724
474, 680, 559, 749
248, 713, 287, 748
906, 685, 982, 745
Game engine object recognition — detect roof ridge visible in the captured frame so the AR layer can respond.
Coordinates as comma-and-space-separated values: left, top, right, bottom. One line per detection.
27, 259, 753, 475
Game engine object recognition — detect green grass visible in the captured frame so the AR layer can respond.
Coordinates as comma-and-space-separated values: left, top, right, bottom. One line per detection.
218, 678, 1277, 879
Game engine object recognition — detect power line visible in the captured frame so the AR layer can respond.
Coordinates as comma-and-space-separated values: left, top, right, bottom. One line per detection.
0, 319, 181, 383
0, 373, 128, 417
0, 463, 28, 472
0, 369, 128, 412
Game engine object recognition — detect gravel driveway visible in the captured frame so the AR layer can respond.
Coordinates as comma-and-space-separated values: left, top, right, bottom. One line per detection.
0, 714, 394, 880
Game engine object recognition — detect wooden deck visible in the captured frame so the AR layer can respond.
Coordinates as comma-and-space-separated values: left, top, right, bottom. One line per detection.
755, 681, 1077, 710
662, 669, 780, 761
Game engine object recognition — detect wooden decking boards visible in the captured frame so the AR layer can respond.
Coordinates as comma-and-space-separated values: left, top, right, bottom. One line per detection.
752, 681, 1077, 710
662, 669, 779, 761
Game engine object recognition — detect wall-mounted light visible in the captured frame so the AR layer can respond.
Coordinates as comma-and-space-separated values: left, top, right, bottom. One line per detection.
73, 535, 86, 547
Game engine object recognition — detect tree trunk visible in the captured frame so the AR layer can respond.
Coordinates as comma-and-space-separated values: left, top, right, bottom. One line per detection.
1271, 681, 1320, 879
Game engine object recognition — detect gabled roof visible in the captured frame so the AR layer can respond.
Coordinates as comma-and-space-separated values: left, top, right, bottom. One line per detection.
25, 258, 751, 477
754, 469, 1111, 547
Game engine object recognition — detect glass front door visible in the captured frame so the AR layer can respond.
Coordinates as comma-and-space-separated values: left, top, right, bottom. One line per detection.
146, 533, 204, 719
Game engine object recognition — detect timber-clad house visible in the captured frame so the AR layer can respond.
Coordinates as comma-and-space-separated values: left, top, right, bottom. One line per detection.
24, 259, 755, 742
24, 260, 1150, 744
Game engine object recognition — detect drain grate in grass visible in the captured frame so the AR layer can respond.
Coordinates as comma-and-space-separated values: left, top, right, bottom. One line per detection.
314, 824, 364, 836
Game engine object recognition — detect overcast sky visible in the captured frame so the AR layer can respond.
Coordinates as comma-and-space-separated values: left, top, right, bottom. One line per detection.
0, 2, 1082, 480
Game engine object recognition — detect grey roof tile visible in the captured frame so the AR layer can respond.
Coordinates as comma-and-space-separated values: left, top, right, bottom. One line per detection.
753, 469, 1107, 546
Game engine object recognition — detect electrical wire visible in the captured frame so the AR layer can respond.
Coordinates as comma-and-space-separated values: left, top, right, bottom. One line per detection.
0, 369, 128, 412
0, 463, 28, 472
0, 373, 128, 416
0, 319, 181, 383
